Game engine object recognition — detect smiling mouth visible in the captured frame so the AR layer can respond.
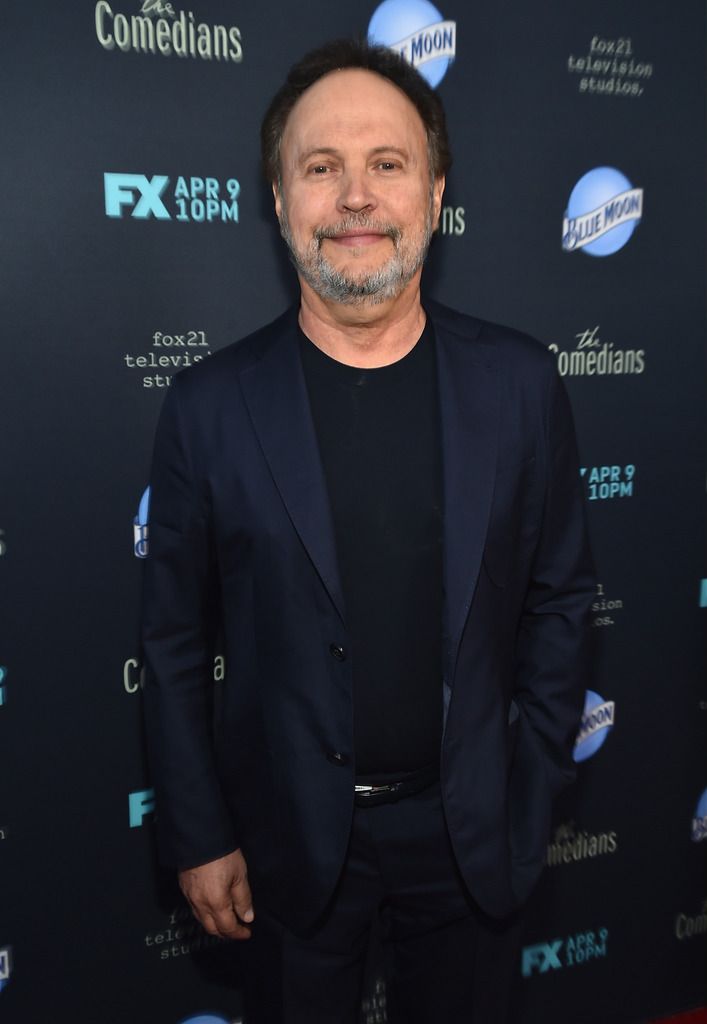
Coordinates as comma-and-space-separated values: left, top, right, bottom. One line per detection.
327, 232, 389, 247
316, 220, 400, 250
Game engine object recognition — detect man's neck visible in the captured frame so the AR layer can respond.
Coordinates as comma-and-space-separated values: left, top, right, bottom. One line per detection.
297, 276, 427, 368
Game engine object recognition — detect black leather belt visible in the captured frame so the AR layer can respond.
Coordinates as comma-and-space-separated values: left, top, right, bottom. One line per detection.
354, 763, 439, 807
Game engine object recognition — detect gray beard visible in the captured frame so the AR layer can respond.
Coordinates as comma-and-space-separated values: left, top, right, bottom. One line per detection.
278, 204, 434, 306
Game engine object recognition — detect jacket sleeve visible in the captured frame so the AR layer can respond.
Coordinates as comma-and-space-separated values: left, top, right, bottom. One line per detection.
141, 376, 237, 869
512, 361, 596, 796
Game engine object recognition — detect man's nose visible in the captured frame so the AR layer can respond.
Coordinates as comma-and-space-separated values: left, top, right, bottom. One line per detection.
337, 168, 377, 214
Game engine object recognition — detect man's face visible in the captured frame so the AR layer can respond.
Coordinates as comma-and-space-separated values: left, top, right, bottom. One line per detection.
274, 68, 445, 306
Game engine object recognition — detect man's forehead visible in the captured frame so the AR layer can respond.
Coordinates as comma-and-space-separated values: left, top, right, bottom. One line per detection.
282, 68, 426, 149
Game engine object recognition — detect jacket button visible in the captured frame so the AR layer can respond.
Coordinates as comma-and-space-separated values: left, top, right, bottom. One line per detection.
329, 643, 346, 662
327, 751, 349, 766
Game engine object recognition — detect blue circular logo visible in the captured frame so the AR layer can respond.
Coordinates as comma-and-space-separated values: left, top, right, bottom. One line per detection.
368, 0, 456, 88
137, 485, 151, 527
692, 788, 707, 842
563, 166, 643, 257
573, 690, 615, 763
133, 485, 151, 558
178, 1015, 231, 1024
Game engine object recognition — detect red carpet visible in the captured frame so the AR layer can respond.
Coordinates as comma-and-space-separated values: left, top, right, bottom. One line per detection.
652, 1011, 707, 1023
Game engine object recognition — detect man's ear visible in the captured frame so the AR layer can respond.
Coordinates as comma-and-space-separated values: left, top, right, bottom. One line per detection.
431, 175, 446, 232
272, 180, 282, 220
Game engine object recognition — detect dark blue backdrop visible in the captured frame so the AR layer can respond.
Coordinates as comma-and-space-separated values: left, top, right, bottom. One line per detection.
1, 2, 705, 1021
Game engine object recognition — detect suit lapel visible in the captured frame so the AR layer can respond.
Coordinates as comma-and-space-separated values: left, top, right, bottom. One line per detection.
238, 305, 499, 652
239, 312, 346, 624
433, 313, 500, 680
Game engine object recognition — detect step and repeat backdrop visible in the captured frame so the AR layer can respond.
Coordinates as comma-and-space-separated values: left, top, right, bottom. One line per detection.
1, 1, 705, 1021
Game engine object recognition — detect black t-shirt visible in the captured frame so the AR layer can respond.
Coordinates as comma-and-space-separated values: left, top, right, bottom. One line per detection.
299, 320, 443, 776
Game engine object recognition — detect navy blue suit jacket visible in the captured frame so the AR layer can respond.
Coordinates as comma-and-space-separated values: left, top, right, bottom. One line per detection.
142, 300, 595, 932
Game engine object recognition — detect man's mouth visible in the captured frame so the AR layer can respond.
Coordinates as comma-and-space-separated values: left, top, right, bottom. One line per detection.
327, 230, 389, 247
315, 221, 400, 250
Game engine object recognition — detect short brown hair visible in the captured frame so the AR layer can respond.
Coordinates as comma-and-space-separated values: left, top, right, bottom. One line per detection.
260, 38, 452, 185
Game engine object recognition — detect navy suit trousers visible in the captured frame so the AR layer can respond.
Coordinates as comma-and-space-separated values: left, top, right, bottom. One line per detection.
243, 782, 522, 1023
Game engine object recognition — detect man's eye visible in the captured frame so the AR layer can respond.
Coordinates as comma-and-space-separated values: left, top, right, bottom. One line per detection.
377, 161, 398, 171
310, 165, 329, 175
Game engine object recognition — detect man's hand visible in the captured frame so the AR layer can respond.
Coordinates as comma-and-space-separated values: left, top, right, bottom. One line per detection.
178, 848, 254, 940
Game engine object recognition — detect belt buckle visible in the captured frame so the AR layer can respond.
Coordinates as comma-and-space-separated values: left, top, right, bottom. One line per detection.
354, 782, 398, 796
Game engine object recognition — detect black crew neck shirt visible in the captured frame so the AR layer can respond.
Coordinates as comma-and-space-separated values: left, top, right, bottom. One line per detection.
299, 321, 443, 776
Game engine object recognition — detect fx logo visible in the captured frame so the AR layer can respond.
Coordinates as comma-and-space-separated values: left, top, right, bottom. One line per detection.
104, 173, 170, 219
521, 940, 563, 977
129, 788, 155, 827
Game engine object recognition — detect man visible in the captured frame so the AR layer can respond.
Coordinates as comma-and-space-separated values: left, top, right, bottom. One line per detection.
142, 38, 595, 1023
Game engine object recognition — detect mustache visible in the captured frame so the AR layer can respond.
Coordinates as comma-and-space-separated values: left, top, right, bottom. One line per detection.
313, 216, 402, 244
